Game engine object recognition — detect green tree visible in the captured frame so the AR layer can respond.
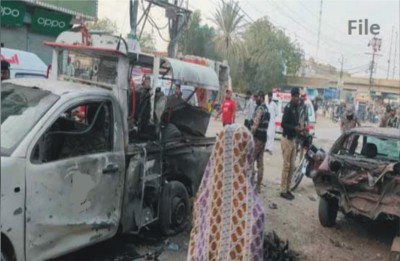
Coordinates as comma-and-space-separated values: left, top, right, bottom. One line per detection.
87, 18, 119, 34
212, 0, 245, 60
242, 18, 302, 92
179, 11, 219, 60
139, 32, 156, 52
212, 0, 246, 91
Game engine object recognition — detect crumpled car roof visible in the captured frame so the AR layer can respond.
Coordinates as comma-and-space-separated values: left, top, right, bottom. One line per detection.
345, 127, 400, 139
3, 78, 107, 96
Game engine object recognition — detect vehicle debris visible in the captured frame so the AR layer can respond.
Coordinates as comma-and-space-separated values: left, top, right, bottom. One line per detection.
263, 231, 298, 261
308, 196, 317, 202
269, 203, 278, 209
165, 242, 180, 252
312, 127, 400, 259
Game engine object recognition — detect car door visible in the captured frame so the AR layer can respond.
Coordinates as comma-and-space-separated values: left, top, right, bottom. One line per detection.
24, 97, 125, 261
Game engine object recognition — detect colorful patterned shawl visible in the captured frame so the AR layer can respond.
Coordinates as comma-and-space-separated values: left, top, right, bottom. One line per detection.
187, 124, 265, 261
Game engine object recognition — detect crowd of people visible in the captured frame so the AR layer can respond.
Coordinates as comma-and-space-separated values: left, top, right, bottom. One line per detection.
324, 100, 399, 128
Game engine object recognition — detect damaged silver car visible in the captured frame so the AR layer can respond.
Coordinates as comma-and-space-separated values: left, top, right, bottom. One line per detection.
312, 127, 400, 257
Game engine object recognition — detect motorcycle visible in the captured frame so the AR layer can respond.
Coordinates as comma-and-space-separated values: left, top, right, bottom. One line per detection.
290, 134, 326, 191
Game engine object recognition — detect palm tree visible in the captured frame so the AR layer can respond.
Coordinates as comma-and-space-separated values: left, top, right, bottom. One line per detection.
212, 0, 246, 62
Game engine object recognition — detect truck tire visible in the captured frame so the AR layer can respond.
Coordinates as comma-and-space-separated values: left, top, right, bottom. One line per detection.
318, 197, 338, 227
159, 181, 190, 236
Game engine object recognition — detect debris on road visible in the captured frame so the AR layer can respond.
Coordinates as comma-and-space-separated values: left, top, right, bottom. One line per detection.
329, 238, 353, 251
269, 203, 278, 209
308, 196, 317, 202
264, 231, 298, 261
329, 237, 345, 248
166, 242, 180, 252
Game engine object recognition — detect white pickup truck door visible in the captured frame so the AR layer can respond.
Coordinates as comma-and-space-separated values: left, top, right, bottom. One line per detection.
24, 97, 125, 261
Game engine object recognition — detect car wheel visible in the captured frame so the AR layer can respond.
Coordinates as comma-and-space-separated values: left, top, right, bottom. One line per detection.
290, 158, 306, 191
159, 181, 190, 236
318, 196, 338, 227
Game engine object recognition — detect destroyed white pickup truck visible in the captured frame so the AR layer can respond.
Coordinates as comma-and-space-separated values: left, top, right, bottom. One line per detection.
1, 31, 227, 261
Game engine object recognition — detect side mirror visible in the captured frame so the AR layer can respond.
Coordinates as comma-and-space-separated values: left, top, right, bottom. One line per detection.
329, 160, 342, 173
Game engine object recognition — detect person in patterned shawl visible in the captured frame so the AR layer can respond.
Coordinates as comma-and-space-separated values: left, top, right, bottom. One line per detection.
187, 124, 265, 261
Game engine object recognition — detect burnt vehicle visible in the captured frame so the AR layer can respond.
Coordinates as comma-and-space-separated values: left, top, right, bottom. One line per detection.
312, 127, 400, 257
0, 29, 227, 261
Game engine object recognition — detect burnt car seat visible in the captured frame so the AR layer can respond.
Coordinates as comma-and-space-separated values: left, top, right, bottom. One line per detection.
361, 143, 378, 159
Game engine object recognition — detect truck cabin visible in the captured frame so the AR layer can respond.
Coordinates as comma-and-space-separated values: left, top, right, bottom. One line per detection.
44, 31, 220, 144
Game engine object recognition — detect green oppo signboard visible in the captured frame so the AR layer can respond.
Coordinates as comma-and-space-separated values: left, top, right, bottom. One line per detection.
0, 1, 26, 26
31, 8, 72, 36
37, 0, 97, 18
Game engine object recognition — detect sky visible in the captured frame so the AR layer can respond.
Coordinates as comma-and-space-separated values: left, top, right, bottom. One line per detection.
98, 0, 400, 80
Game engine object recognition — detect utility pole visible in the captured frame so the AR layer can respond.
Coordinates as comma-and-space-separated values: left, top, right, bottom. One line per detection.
392, 31, 398, 79
144, 0, 191, 58
386, 26, 394, 79
316, 0, 323, 59
166, 0, 190, 58
367, 37, 382, 97
339, 54, 344, 80
167, 0, 180, 58
127, 0, 141, 53
337, 54, 344, 100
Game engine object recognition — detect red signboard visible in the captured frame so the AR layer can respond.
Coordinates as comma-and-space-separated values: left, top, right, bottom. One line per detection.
1, 54, 19, 64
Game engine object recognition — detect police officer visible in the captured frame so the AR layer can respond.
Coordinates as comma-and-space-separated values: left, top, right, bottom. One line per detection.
341, 107, 361, 133
387, 108, 398, 128
250, 90, 270, 193
280, 87, 304, 200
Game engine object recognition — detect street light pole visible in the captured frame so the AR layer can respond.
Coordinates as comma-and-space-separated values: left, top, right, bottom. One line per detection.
367, 37, 382, 96
392, 32, 398, 79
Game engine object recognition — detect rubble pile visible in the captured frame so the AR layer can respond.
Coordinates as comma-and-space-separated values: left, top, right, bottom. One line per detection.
263, 231, 298, 261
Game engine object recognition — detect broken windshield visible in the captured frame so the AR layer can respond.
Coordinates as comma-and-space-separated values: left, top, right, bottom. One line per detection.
334, 133, 400, 162
1, 83, 59, 156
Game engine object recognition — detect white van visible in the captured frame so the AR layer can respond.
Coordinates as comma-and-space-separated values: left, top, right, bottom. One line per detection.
1, 48, 47, 79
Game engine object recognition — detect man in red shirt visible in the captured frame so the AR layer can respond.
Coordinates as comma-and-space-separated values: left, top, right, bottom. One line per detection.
216, 89, 236, 126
